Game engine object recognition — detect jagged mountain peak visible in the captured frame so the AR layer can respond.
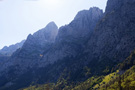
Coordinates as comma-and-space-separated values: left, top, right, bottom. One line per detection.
26, 21, 58, 44
89, 7, 103, 13
19, 22, 58, 58
7, 22, 59, 69
74, 7, 103, 20
41, 7, 104, 66
45, 21, 58, 29
22, 23, 58, 51
27, 34, 32, 39
56, 7, 103, 43
33, 21, 58, 35
0, 40, 25, 56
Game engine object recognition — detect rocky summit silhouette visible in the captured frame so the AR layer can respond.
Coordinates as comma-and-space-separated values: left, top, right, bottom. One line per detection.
0, 0, 135, 90
0, 40, 25, 56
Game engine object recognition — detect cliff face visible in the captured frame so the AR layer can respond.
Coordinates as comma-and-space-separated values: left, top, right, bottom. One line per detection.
0, 0, 135, 90
40, 7, 103, 65
85, 0, 135, 63
57, 7, 103, 41
57, 7, 103, 42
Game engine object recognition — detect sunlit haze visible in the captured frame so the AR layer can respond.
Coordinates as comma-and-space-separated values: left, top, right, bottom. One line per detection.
0, 0, 107, 49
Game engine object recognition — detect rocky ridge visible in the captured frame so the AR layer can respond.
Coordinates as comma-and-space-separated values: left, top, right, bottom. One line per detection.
39, 7, 103, 65
0, 0, 135, 89
0, 22, 58, 75
0, 40, 25, 56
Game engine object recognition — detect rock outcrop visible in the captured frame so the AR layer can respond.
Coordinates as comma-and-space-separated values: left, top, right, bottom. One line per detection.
0, 40, 25, 56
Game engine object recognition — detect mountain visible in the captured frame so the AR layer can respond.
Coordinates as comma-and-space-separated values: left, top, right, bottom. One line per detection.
0, 22, 58, 90
37, 0, 135, 81
0, 21, 58, 72
0, 40, 25, 64
76, 0, 135, 75
0, 7, 103, 90
38, 7, 103, 66
0, 0, 135, 90
87, 0, 135, 60
0, 40, 25, 56
12, 21, 58, 60
37, 0, 135, 86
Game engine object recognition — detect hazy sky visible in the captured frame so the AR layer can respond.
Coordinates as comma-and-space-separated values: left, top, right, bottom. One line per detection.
0, 0, 107, 49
